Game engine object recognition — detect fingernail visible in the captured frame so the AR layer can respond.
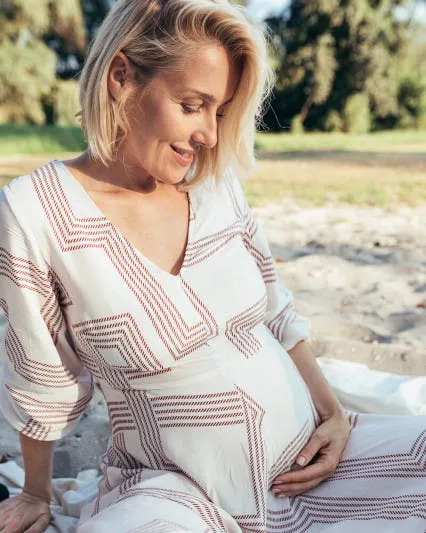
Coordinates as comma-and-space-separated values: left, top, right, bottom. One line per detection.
296, 456, 306, 466
278, 494, 287, 499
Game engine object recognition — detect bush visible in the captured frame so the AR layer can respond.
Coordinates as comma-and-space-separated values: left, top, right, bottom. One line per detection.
396, 76, 426, 129
416, 112, 426, 130
53, 80, 81, 127
324, 110, 344, 132
343, 93, 371, 133
290, 114, 304, 134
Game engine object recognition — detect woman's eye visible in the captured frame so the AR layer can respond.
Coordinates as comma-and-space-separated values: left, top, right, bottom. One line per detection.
181, 104, 225, 119
181, 104, 201, 114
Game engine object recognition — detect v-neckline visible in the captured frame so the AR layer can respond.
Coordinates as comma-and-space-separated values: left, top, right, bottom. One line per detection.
53, 159, 196, 280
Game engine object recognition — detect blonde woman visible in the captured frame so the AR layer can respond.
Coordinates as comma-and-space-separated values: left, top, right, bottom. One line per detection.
0, 1, 425, 532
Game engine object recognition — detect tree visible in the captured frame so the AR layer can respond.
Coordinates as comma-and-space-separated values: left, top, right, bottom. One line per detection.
264, 0, 419, 132
0, 0, 86, 124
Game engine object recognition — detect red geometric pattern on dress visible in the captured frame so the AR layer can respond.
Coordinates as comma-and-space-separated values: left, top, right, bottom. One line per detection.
329, 428, 426, 481
0, 242, 70, 347
179, 277, 219, 341
124, 520, 193, 533
118, 466, 147, 494
268, 418, 313, 486
182, 220, 244, 268
73, 313, 167, 372
21, 419, 49, 440
242, 214, 277, 284
234, 386, 268, 533
42, 268, 72, 345
108, 400, 137, 434
123, 389, 178, 473
6, 382, 93, 439
33, 163, 216, 361
111, 431, 141, 471
73, 326, 172, 391
225, 294, 267, 359
105, 447, 123, 474
0, 298, 77, 387
266, 302, 298, 347
149, 387, 268, 530
266, 493, 426, 531
225, 177, 277, 284
48, 268, 72, 307
116, 487, 227, 532
0, 247, 51, 295
150, 390, 245, 428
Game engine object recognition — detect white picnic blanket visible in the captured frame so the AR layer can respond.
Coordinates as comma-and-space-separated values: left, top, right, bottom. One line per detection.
1, 357, 425, 532
0, 461, 101, 532
318, 357, 426, 416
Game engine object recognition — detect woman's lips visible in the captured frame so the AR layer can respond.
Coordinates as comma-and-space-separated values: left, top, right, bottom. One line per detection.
171, 146, 194, 167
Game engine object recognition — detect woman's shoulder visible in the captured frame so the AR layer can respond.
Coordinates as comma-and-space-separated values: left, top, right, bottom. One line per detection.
218, 165, 249, 214
0, 162, 48, 205
197, 166, 245, 201
1, 171, 31, 200
0, 161, 55, 231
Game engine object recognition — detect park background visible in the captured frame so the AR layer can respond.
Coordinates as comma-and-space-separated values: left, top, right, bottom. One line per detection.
0, 0, 425, 476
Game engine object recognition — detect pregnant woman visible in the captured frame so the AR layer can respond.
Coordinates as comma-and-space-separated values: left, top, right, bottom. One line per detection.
0, 1, 425, 531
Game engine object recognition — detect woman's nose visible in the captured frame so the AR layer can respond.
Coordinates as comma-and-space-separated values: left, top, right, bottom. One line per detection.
193, 115, 218, 150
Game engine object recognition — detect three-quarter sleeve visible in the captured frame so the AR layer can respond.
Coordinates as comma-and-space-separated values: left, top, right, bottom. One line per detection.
227, 169, 311, 351
0, 185, 94, 441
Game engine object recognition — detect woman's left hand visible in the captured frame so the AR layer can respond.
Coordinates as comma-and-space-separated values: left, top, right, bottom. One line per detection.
271, 410, 351, 498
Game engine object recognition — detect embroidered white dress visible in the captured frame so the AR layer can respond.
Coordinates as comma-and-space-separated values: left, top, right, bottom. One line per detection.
0, 160, 425, 533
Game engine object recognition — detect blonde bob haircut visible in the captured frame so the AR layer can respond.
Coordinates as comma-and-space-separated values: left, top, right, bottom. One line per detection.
79, 0, 275, 190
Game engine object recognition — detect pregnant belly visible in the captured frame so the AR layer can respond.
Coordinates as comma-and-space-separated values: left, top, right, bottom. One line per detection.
141, 338, 318, 516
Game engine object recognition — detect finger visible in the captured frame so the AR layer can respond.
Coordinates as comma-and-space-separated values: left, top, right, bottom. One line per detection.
24, 513, 51, 533
294, 430, 328, 468
272, 478, 323, 498
272, 457, 335, 485
2, 515, 25, 533
1, 518, 23, 533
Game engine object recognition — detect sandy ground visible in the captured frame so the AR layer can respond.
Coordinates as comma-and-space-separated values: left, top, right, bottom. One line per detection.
1, 202, 425, 477
254, 201, 425, 378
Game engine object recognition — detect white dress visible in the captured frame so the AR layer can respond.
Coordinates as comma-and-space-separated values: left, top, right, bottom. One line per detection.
0, 160, 424, 533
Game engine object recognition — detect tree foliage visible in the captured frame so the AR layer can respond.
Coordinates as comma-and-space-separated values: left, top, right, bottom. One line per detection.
0, 0, 85, 124
1, 0, 424, 130
264, 0, 426, 132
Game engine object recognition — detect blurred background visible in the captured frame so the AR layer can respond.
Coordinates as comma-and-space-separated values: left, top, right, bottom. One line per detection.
0, 0, 425, 475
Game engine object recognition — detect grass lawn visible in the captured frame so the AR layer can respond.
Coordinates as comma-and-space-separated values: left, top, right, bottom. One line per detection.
0, 125, 85, 155
1, 126, 425, 207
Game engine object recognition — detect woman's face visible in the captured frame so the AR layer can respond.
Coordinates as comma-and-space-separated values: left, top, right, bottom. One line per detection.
113, 42, 240, 187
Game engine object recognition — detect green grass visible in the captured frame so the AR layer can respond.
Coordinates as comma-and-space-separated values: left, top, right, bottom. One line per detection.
0, 125, 86, 155
242, 157, 426, 208
255, 129, 426, 153
0, 126, 425, 207
1, 125, 425, 156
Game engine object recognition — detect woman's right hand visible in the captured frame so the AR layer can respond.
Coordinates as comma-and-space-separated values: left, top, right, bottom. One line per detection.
0, 492, 51, 533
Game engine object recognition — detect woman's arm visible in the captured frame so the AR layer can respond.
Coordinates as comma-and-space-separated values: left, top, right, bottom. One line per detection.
271, 340, 351, 497
287, 340, 343, 420
20, 433, 55, 503
0, 434, 53, 533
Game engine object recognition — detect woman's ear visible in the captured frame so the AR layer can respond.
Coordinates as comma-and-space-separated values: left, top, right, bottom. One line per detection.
108, 51, 132, 101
